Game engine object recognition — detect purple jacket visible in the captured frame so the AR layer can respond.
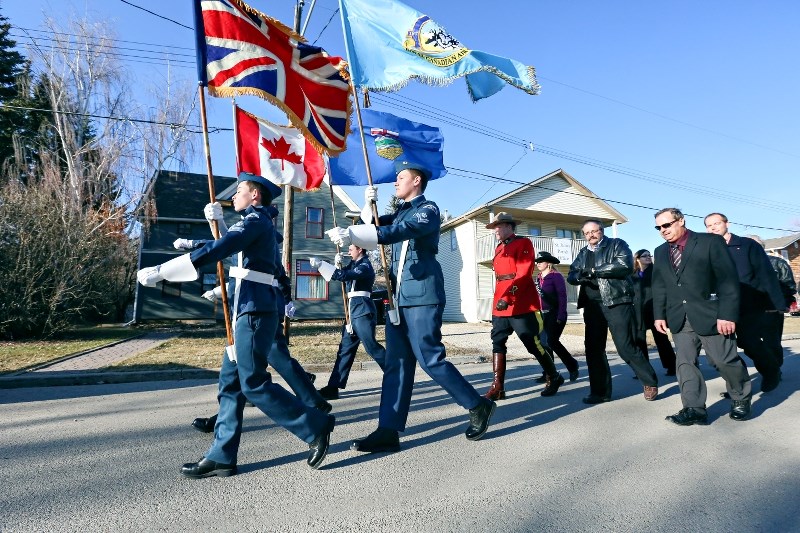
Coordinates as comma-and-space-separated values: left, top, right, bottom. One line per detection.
537, 270, 568, 322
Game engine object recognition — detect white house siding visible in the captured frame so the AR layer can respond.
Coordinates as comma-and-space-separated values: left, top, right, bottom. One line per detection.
498, 176, 611, 218
439, 220, 479, 322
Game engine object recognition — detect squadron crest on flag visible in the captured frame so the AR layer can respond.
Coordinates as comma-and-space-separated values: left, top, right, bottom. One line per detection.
402, 15, 470, 67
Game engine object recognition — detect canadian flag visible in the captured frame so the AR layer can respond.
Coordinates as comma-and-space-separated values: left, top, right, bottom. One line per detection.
234, 105, 326, 190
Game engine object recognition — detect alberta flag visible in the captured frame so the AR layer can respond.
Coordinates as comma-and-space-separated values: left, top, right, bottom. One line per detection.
235, 106, 326, 190
339, 0, 540, 101
194, 0, 352, 155
328, 109, 445, 186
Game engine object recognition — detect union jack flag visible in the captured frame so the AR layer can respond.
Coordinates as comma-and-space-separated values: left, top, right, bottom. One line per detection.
193, 0, 352, 155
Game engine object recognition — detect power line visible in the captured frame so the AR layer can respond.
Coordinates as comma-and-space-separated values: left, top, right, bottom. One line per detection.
11, 25, 195, 51
118, 0, 193, 30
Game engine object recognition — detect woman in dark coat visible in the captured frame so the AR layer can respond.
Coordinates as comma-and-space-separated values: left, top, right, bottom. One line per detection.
632, 249, 676, 376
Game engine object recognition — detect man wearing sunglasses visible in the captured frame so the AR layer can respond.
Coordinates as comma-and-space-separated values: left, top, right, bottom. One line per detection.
567, 219, 659, 404
651, 208, 752, 425
704, 213, 786, 393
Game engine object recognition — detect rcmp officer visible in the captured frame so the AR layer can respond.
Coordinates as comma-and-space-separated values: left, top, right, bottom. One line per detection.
187, 203, 331, 434
484, 212, 564, 400
310, 244, 387, 400
137, 172, 335, 477
326, 159, 496, 453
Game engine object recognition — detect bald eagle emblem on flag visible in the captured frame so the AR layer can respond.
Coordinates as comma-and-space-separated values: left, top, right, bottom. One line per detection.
402, 16, 469, 67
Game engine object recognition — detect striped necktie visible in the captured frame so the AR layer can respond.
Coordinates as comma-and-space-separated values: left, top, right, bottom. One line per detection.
670, 244, 682, 271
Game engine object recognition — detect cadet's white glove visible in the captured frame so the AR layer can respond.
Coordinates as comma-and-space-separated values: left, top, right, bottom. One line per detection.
173, 238, 197, 250
285, 301, 296, 318
204, 202, 224, 222
137, 266, 163, 287
334, 252, 345, 268
202, 287, 222, 302
364, 186, 378, 204
326, 227, 351, 248
309, 257, 322, 270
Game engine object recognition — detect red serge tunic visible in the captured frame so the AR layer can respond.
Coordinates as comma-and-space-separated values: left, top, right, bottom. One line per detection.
492, 235, 542, 316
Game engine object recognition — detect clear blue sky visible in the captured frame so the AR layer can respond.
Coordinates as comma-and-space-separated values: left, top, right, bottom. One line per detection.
5, 0, 800, 253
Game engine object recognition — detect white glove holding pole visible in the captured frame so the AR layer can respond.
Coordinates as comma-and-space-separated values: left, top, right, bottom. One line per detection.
334, 253, 345, 268
326, 227, 351, 248
361, 186, 377, 224
204, 202, 228, 236
285, 301, 296, 318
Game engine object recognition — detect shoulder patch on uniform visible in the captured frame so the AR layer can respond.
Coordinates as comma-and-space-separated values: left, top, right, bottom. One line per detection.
244, 212, 260, 220
420, 203, 439, 214
229, 220, 245, 233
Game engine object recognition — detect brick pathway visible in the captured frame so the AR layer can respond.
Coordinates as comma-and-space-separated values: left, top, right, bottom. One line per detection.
34, 331, 178, 372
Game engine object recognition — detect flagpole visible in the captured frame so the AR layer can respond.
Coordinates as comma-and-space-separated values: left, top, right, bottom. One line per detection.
328, 181, 351, 326
198, 82, 235, 351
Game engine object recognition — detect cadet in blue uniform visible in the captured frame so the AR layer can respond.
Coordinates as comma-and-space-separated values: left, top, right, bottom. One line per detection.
137, 172, 335, 477
327, 160, 495, 453
188, 204, 331, 433
310, 244, 387, 400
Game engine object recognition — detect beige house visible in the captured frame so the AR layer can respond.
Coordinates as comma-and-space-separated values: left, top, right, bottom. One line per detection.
437, 169, 628, 322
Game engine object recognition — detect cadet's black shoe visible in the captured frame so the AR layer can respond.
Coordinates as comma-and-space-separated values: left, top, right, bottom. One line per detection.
760, 371, 781, 393
582, 394, 611, 404
191, 415, 217, 433
318, 385, 340, 400
729, 399, 751, 421
351, 427, 401, 453
534, 374, 547, 383
568, 368, 580, 382
315, 400, 333, 414
665, 407, 708, 426
181, 457, 236, 479
308, 415, 335, 469
465, 398, 496, 441
541, 373, 565, 397
306, 372, 316, 384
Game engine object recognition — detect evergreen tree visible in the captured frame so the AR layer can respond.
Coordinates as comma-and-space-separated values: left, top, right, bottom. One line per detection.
0, 8, 29, 165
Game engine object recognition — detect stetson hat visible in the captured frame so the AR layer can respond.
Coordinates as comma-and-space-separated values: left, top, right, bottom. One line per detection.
534, 251, 561, 265
485, 212, 517, 229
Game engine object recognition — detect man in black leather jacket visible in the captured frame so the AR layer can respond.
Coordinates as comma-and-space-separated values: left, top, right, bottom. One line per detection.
568, 219, 659, 404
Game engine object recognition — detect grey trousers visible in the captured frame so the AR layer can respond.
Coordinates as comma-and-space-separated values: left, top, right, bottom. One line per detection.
672, 318, 752, 411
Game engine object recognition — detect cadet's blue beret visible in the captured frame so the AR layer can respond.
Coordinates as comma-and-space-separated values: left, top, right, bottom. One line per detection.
394, 159, 431, 180
238, 171, 283, 202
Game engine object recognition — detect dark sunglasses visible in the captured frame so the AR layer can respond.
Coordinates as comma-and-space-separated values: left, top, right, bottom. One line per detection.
655, 220, 679, 231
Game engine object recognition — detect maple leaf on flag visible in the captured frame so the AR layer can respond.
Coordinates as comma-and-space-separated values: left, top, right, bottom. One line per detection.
261, 136, 303, 170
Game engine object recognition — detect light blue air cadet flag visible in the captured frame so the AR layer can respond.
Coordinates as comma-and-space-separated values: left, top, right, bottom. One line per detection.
338, 0, 540, 102
328, 109, 446, 186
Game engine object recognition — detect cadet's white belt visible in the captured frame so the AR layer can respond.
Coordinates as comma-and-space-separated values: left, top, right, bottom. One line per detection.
272, 279, 280, 287
229, 266, 274, 285
348, 291, 371, 298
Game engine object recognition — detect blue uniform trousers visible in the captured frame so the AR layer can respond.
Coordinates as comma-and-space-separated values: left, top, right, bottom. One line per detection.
378, 304, 482, 431
205, 312, 328, 464
269, 324, 324, 406
327, 313, 387, 389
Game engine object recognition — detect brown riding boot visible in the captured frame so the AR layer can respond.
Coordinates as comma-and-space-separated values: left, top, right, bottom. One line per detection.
484, 352, 506, 400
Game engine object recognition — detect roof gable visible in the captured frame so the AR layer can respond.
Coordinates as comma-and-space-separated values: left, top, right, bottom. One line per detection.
152, 171, 236, 219
764, 232, 800, 250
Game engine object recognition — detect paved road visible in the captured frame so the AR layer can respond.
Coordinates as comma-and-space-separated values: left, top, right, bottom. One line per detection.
2, 340, 799, 532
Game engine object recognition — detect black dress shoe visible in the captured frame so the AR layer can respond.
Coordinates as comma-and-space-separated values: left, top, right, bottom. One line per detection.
534, 374, 547, 383
760, 371, 781, 393
351, 427, 400, 453
465, 398, 496, 441
181, 457, 236, 479
541, 373, 564, 397
307, 415, 335, 469
568, 369, 579, 382
191, 415, 217, 433
315, 400, 333, 414
665, 407, 708, 426
318, 385, 340, 400
582, 394, 611, 404
729, 399, 751, 421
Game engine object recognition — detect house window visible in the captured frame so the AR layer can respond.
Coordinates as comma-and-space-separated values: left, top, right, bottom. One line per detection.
161, 282, 182, 298
556, 228, 580, 239
176, 222, 192, 236
450, 231, 457, 251
306, 207, 324, 239
296, 259, 328, 300
781, 250, 789, 260
528, 225, 542, 237
201, 273, 217, 293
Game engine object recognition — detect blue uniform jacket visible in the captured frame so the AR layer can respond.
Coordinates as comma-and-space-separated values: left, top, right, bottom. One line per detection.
376, 195, 445, 307
331, 255, 377, 319
190, 205, 278, 316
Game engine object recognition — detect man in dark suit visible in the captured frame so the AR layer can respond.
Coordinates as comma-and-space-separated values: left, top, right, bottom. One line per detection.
651, 208, 752, 425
